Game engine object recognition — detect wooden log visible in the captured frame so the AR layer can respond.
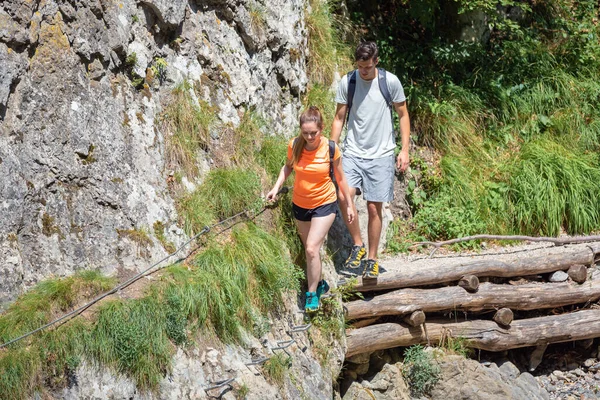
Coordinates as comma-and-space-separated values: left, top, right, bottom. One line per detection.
403, 311, 426, 327
493, 308, 513, 327
589, 242, 600, 262
568, 264, 588, 284
353, 245, 594, 292
345, 309, 600, 357
458, 275, 479, 292
345, 277, 600, 320
351, 317, 380, 329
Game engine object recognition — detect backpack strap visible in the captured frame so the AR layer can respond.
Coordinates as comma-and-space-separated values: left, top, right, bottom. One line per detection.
377, 67, 393, 108
329, 139, 338, 190
345, 70, 357, 126
378, 67, 395, 133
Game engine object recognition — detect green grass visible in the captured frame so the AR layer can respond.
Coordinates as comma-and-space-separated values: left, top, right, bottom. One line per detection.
177, 167, 263, 235
233, 111, 266, 167
0, 271, 115, 399
162, 223, 301, 343
263, 353, 292, 385
508, 138, 600, 236
388, 69, 600, 252
0, 347, 41, 399
438, 334, 472, 358
305, 0, 352, 87
88, 295, 172, 390
256, 134, 288, 180
0, 271, 115, 344
0, 219, 302, 398
161, 82, 215, 178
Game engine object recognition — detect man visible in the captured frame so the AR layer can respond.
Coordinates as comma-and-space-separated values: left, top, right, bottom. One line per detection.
330, 41, 410, 278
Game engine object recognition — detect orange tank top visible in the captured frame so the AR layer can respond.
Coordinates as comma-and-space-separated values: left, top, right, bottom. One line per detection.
287, 136, 341, 209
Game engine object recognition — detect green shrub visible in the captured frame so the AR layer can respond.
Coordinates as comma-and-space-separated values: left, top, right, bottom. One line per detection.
402, 345, 440, 397
412, 190, 486, 244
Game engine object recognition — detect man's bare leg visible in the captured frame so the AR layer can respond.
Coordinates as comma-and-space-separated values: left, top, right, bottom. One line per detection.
339, 187, 362, 247
366, 201, 383, 260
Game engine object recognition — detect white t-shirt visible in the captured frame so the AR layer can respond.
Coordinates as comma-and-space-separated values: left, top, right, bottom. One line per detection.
335, 69, 406, 159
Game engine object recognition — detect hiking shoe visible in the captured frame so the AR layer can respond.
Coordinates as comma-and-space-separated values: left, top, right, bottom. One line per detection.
344, 245, 366, 269
316, 280, 330, 299
305, 291, 319, 312
362, 259, 379, 279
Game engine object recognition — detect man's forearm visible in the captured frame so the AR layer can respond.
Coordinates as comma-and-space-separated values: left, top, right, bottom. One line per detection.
399, 114, 410, 153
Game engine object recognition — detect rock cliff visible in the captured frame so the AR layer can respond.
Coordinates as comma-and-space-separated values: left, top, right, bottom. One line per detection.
0, 0, 307, 308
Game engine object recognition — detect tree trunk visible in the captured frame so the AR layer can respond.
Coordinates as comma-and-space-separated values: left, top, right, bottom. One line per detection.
346, 309, 600, 357
351, 246, 594, 292
345, 278, 600, 320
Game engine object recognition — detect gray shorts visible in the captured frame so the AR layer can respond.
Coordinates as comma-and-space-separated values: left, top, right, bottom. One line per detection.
343, 154, 395, 202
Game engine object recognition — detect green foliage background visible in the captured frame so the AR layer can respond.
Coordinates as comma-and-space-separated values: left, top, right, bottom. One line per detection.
347, 0, 600, 247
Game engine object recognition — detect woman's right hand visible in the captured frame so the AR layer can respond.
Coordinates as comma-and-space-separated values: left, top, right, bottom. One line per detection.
266, 188, 279, 202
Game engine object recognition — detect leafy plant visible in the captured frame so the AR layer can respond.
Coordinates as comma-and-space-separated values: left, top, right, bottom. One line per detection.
150, 57, 168, 84
402, 345, 441, 397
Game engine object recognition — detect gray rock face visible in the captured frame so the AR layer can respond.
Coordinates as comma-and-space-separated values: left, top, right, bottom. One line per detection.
0, 0, 307, 309
430, 357, 549, 400
343, 363, 410, 400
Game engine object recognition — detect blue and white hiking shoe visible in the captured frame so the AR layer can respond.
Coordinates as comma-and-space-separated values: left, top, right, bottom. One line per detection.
305, 291, 319, 312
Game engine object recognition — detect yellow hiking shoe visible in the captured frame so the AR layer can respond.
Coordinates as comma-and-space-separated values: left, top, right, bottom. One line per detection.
344, 245, 366, 269
362, 259, 379, 279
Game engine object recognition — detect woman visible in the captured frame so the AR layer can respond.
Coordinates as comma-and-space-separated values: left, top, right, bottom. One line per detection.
267, 106, 355, 312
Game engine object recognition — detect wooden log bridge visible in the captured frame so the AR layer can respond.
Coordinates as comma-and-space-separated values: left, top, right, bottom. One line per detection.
350, 243, 600, 292
345, 278, 600, 320
346, 309, 600, 357
343, 242, 600, 358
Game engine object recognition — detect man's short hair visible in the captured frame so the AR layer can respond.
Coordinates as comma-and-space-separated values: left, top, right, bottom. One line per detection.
355, 41, 378, 62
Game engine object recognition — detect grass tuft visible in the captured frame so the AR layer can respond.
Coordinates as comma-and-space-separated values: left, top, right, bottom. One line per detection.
305, 0, 352, 86
88, 296, 171, 391
508, 138, 600, 236
263, 353, 292, 385
161, 82, 215, 178
162, 223, 300, 343
177, 167, 263, 235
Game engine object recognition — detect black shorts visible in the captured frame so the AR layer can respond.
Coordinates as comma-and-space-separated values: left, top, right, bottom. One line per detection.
293, 201, 338, 222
